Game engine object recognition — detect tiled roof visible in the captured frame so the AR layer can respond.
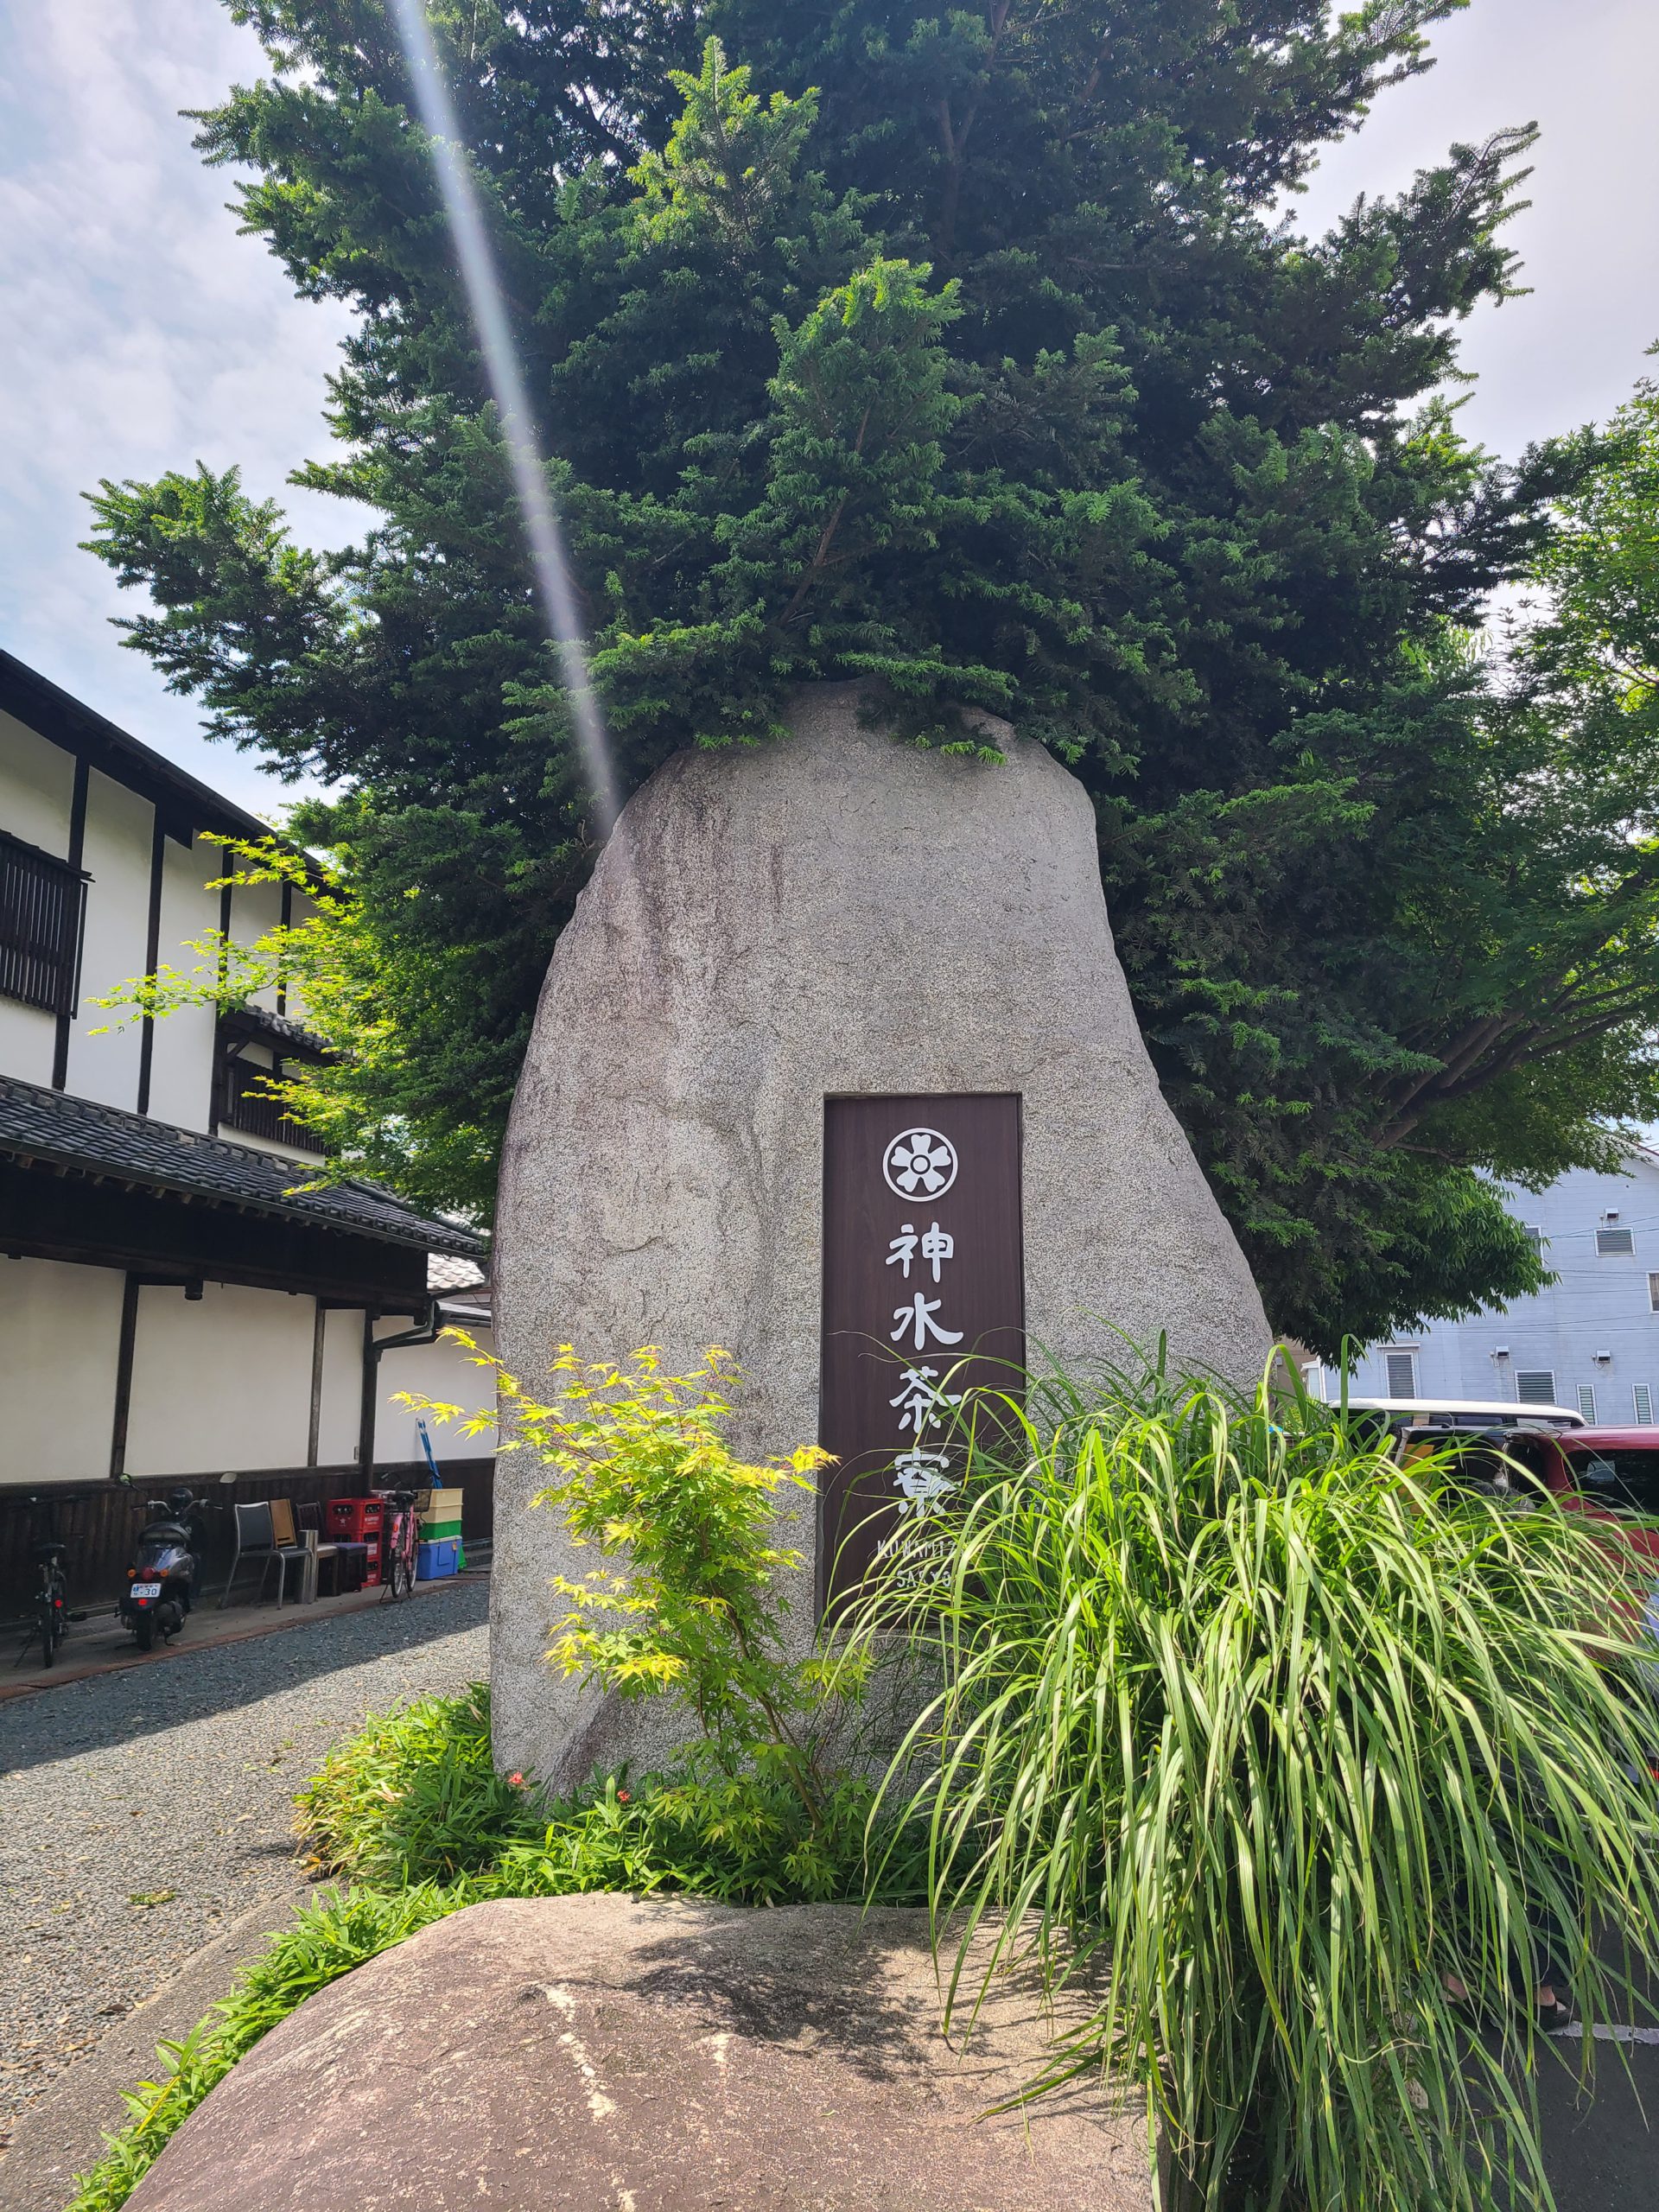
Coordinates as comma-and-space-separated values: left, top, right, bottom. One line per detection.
219, 1003, 334, 1058
428, 1251, 488, 1293
0, 1074, 487, 1258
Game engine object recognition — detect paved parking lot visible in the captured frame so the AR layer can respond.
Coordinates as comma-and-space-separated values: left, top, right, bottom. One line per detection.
1, 1568, 1653, 2209
1538, 2018, 1659, 2207
0, 1577, 486, 2163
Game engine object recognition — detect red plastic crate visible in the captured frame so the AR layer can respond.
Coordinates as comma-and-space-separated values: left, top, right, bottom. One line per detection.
330, 1540, 381, 1590
325, 1497, 385, 1541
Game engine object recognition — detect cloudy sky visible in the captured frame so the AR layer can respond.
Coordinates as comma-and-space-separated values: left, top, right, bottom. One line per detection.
2, 0, 1656, 817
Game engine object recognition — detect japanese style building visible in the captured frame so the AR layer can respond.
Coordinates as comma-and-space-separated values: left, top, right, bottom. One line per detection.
0, 649, 495, 1587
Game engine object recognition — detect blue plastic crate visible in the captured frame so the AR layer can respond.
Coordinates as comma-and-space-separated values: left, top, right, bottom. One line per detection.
416, 1536, 460, 1581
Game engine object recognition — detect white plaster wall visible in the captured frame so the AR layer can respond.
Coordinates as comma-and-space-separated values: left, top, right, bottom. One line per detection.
315, 1302, 365, 1466
229, 868, 286, 1017
0, 1258, 124, 1484
124, 1280, 315, 1477
283, 887, 320, 1029
0, 709, 73, 857
0, 1268, 493, 1486
0, 996, 54, 1085
143, 834, 226, 1133
373, 1320, 498, 1466
63, 767, 151, 1109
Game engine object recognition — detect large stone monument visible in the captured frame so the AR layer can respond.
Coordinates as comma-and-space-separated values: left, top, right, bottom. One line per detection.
493, 682, 1270, 1788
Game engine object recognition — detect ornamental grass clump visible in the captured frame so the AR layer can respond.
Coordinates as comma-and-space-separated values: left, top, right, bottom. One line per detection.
853, 1361, 1659, 2211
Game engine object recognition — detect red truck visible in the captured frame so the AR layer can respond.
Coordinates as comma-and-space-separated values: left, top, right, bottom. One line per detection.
1501, 1426, 1659, 1567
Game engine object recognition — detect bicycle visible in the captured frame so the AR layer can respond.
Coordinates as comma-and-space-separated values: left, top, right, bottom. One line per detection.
17, 1494, 82, 1668
374, 1484, 427, 1601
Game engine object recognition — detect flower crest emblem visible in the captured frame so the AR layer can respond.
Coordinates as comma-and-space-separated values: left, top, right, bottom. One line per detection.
883, 1128, 958, 1198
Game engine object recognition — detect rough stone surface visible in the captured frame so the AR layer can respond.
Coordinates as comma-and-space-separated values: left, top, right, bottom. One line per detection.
494, 683, 1270, 1788
127, 1893, 1154, 2212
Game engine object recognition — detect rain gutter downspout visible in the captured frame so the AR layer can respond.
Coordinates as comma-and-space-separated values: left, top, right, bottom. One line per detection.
359, 1298, 442, 1481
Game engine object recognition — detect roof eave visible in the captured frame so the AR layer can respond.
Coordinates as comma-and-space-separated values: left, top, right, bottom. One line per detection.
0, 649, 276, 849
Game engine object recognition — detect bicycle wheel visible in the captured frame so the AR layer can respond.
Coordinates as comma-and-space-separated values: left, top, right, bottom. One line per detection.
386, 1542, 414, 1601
37, 1599, 58, 1668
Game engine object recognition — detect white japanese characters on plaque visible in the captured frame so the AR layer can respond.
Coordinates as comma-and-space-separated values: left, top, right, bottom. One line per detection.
820, 1096, 1024, 1609
880, 1129, 967, 1511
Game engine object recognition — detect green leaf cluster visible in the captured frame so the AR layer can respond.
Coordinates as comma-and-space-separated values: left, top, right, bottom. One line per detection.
848, 1357, 1659, 2209
73, 1680, 925, 2211
461, 1342, 865, 1820
79, 3, 1659, 1346
292, 1680, 912, 1904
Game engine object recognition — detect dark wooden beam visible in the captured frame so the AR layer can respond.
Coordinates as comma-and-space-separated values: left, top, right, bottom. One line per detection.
134, 815, 167, 1116
359, 1309, 378, 1478
109, 1272, 142, 1479
308, 1298, 328, 1467
276, 879, 292, 1015
207, 848, 235, 1134
50, 756, 90, 1091
0, 1160, 429, 1308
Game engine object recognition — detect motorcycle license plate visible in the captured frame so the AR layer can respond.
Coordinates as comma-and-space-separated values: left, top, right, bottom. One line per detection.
130, 1582, 162, 1599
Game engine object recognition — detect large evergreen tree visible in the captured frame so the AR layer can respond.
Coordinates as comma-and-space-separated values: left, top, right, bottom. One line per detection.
86, 1, 1659, 1351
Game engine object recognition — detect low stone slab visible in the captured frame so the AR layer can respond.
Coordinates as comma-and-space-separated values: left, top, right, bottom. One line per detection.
128, 1894, 1154, 2211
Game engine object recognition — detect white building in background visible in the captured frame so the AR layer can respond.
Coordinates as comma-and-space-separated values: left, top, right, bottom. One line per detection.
1337, 1147, 1659, 1423
0, 646, 495, 1500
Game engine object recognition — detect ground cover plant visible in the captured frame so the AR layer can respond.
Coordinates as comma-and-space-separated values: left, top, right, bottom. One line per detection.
63, 1348, 1659, 2211
849, 1358, 1659, 2210
60, 1350, 919, 2210
63, 1684, 921, 2212
60, 1884, 461, 2212
82, 0, 1659, 1351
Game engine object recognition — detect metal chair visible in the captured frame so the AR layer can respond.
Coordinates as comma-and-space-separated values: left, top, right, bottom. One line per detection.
219, 1500, 308, 1609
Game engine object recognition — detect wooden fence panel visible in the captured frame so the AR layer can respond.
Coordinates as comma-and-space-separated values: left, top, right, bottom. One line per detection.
1, 1457, 495, 1623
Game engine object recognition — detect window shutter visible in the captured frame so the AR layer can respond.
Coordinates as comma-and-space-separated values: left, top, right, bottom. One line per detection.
1384, 1351, 1417, 1398
1636, 1385, 1654, 1427
1516, 1370, 1557, 1406
0, 829, 86, 1014
1577, 1386, 1598, 1422
1597, 1228, 1636, 1257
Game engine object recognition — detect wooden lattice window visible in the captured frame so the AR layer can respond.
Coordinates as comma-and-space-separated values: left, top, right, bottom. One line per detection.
0, 830, 86, 1015
215, 1031, 326, 1155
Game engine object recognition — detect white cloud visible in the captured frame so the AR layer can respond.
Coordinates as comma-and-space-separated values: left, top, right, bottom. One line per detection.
0, 0, 359, 811
1289, 0, 1659, 460
0, 0, 1654, 820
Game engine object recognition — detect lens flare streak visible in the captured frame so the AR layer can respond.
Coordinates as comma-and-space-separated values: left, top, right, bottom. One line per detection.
386, 0, 620, 834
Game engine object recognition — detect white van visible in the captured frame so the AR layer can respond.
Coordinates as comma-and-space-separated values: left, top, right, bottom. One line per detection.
1333, 1395, 1585, 1433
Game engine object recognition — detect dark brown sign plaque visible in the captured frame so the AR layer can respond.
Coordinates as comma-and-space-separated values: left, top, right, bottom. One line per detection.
818, 1093, 1025, 1611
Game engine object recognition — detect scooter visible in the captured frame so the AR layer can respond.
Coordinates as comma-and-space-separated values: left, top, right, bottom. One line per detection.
118, 1476, 233, 1649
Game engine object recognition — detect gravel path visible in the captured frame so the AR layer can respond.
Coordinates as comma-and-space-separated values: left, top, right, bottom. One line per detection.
0, 1579, 488, 2145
